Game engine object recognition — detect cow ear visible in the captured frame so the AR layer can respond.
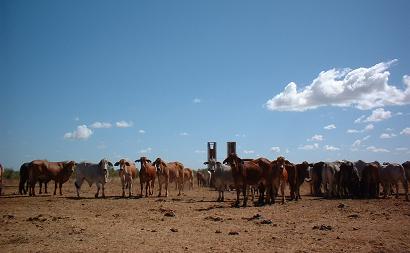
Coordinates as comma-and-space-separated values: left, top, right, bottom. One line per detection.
161, 161, 166, 167
114, 162, 120, 166
147, 160, 152, 163
135, 159, 140, 163
108, 162, 113, 167
125, 162, 130, 166
203, 162, 208, 165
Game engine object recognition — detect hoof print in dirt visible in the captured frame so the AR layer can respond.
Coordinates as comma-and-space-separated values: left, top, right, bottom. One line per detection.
228, 231, 239, 235
312, 225, 332, 231
215, 230, 222, 234
170, 228, 178, 232
348, 214, 359, 218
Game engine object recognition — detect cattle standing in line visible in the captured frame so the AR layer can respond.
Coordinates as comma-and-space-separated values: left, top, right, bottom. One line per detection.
379, 163, 408, 201
152, 158, 185, 196
339, 161, 360, 198
183, 168, 194, 190
223, 154, 267, 207
204, 158, 233, 202
27, 160, 76, 196
75, 159, 112, 198
0, 163, 3, 195
295, 162, 312, 200
284, 160, 297, 200
135, 157, 156, 197
114, 159, 137, 197
311, 162, 324, 196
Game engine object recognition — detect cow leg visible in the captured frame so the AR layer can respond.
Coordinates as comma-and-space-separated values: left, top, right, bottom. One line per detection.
234, 187, 240, 207
122, 179, 126, 197
59, 182, 63, 195
95, 183, 101, 198
165, 179, 169, 197
101, 183, 106, 198
402, 179, 409, 201
129, 180, 133, 197
75, 178, 84, 198
242, 185, 248, 207
39, 182, 43, 194
140, 180, 144, 197
145, 181, 149, 197
281, 181, 285, 204
158, 181, 162, 197
54, 181, 57, 195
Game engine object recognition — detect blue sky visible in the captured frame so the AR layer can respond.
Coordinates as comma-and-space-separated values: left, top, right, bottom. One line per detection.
1, 0, 410, 170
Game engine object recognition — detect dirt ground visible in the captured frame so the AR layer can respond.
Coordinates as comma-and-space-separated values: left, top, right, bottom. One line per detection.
1, 178, 410, 253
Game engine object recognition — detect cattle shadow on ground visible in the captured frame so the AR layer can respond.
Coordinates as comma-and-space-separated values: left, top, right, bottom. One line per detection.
0, 194, 53, 199
64, 195, 145, 200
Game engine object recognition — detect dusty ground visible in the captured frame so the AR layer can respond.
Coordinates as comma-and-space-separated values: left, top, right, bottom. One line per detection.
1, 178, 410, 253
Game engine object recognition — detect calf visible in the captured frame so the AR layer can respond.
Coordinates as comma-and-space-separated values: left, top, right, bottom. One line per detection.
135, 157, 156, 197
28, 160, 76, 196
204, 158, 233, 202
115, 159, 137, 197
295, 162, 312, 200
152, 158, 184, 196
379, 163, 408, 201
75, 159, 112, 198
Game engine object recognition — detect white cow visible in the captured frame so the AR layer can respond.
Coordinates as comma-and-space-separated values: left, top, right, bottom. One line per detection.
75, 159, 112, 198
204, 158, 233, 202
379, 163, 408, 200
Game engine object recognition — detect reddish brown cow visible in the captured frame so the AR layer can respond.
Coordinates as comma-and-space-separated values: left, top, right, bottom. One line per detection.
223, 154, 267, 207
27, 160, 76, 196
295, 162, 312, 200
270, 157, 288, 204
183, 168, 194, 190
284, 160, 297, 201
114, 159, 138, 197
135, 157, 156, 197
152, 158, 185, 196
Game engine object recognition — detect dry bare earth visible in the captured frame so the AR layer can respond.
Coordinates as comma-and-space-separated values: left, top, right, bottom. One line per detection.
1, 178, 410, 253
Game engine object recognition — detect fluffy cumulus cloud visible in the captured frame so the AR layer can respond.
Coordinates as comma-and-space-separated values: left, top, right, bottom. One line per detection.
367, 146, 389, 153
324, 145, 340, 151
116, 121, 133, 128
90, 121, 112, 129
308, 134, 323, 142
298, 143, 319, 150
380, 133, 396, 139
64, 125, 93, 140
324, 124, 336, 130
270, 146, 280, 153
347, 124, 374, 134
243, 150, 255, 154
400, 127, 410, 136
265, 60, 410, 111
351, 135, 370, 151
355, 108, 392, 123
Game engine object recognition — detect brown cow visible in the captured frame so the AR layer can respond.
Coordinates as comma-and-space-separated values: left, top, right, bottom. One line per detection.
152, 158, 185, 196
135, 157, 156, 197
284, 160, 297, 201
27, 160, 76, 196
114, 159, 137, 197
295, 162, 312, 200
403, 161, 410, 184
361, 162, 380, 198
196, 171, 208, 187
183, 168, 194, 190
223, 154, 267, 207
270, 157, 288, 204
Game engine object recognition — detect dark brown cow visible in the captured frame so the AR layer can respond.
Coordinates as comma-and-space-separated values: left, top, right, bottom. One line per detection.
311, 162, 324, 196
284, 160, 297, 200
403, 161, 410, 184
295, 162, 312, 200
152, 158, 185, 196
114, 159, 138, 197
183, 168, 194, 190
19, 162, 50, 195
223, 154, 267, 207
27, 160, 76, 196
135, 157, 156, 197
361, 162, 380, 198
270, 157, 288, 204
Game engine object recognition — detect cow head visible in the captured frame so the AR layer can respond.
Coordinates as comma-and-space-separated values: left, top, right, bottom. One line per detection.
114, 159, 131, 175
152, 158, 166, 173
275, 156, 286, 170
99, 159, 112, 183
204, 158, 218, 173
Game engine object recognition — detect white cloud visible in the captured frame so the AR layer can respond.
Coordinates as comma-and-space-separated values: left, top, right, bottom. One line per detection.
138, 129, 146, 134
308, 134, 323, 142
351, 135, 370, 151
324, 124, 336, 130
116, 121, 133, 128
235, 133, 246, 138
194, 150, 206, 154
366, 146, 390, 153
324, 145, 340, 151
64, 125, 93, 140
298, 143, 319, 150
354, 115, 366, 124
243, 150, 255, 154
193, 98, 201, 103
265, 60, 410, 111
139, 147, 152, 154
364, 108, 392, 122
179, 132, 189, 136
270, 146, 280, 153
386, 128, 393, 132
380, 133, 396, 139
396, 147, 408, 152
90, 121, 112, 129
400, 127, 410, 136
396, 112, 403, 116
347, 124, 374, 134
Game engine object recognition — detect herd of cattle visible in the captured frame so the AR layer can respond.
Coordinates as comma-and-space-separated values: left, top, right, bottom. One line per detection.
1, 155, 409, 207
